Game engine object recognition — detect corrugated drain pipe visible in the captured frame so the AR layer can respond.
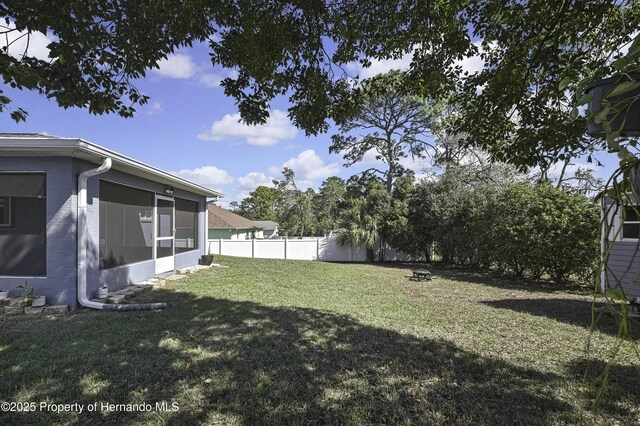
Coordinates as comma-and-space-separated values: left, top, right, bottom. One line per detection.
77, 158, 167, 311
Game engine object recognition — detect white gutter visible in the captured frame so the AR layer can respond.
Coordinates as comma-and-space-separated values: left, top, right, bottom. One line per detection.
77, 158, 166, 311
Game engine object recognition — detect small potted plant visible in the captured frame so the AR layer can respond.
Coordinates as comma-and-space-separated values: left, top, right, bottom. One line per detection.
17, 282, 35, 307
17, 282, 46, 308
201, 252, 214, 266
98, 285, 109, 299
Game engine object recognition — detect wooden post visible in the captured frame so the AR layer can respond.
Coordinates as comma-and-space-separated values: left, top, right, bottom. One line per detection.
219, 238, 222, 256
284, 237, 288, 260
316, 237, 320, 260
252, 238, 255, 258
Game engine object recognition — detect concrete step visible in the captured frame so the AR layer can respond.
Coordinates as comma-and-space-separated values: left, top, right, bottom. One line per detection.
106, 294, 126, 304
9, 298, 25, 307
44, 305, 68, 314
3, 304, 69, 315
4, 306, 23, 315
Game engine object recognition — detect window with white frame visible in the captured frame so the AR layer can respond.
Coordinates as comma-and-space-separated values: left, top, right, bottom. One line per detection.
622, 205, 640, 239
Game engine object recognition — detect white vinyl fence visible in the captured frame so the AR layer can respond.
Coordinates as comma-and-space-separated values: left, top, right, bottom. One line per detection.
207, 237, 418, 262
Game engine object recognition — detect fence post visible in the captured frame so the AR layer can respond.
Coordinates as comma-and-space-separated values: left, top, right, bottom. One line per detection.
284, 237, 288, 260
349, 245, 353, 262
316, 237, 320, 260
219, 238, 222, 256
252, 238, 255, 258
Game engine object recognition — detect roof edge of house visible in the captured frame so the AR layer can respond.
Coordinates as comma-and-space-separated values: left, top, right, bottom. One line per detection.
0, 134, 224, 198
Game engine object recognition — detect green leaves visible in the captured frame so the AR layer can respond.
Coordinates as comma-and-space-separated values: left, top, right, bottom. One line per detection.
559, 77, 573, 91
1, 0, 637, 176
1, 1, 215, 120
409, 174, 599, 282
330, 71, 437, 192
605, 288, 626, 302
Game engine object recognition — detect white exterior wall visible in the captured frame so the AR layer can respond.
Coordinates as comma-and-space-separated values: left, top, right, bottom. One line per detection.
603, 197, 640, 299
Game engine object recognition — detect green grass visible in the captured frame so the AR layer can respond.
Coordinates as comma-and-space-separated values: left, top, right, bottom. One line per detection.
0, 256, 638, 425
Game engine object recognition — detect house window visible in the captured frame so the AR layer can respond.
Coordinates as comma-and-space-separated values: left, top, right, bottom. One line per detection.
175, 198, 198, 253
99, 180, 154, 268
622, 205, 640, 239
0, 197, 10, 226
0, 173, 46, 276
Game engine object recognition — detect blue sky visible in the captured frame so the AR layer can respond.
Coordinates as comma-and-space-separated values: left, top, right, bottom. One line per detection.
0, 30, 620, 206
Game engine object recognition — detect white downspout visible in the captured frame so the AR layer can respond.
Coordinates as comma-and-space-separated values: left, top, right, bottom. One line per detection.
77, 158, 167, 311
78, 158, 112, 309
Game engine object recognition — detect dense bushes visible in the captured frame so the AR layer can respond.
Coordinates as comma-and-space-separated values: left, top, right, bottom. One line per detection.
408, 177, 600, 284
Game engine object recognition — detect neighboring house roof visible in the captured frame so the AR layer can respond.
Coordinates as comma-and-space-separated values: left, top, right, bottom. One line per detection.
208, 204, 263, 230
253, 220, 279, 231
0, 133, 223, 198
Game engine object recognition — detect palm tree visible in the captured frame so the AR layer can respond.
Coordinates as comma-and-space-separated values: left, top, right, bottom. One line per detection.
336, 199, 379, 262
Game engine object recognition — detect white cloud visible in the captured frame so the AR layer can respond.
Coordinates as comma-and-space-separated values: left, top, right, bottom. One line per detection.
346, 41, 487, 81
456, 43, 485, 75
145, 101, 163, 116
399, 155, 430, 173
297, 180, 314, 191
154, 54, 197, 79
1, 22, 52, 61
268, 166, 281, 175
238, 172, 273, 188
215, 199, 231, 209
152, 52, 237, 89
198, 109, 297, 146
359, 148, 384, 165
172, 165, 234, 190
282, 150, 340, 180
199, 69, 238, 88
347, 52, 413, 79
199, 72, 223, 88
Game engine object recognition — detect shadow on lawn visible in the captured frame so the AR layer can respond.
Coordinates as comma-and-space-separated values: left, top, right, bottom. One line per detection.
482, 298, 639, 338
566, 358, 640, 420
374, 262, 592, 295
0, 290, 619, 425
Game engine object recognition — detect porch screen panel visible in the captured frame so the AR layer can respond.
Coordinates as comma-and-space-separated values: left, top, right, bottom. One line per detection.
175, 198, 198, 253
99, 181, 154, 269
0, 173, 46, 276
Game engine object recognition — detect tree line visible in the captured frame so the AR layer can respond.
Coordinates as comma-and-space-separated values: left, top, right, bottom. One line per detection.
231, 161, 599, 285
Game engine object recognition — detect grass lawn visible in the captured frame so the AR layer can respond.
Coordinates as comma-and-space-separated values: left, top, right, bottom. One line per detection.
0, 256, 638, 425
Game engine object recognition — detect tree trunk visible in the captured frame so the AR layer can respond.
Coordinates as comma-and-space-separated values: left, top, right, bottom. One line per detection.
366, 247, 375, 262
